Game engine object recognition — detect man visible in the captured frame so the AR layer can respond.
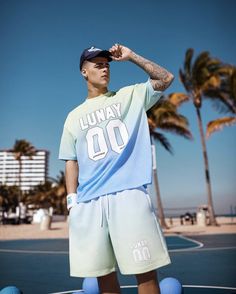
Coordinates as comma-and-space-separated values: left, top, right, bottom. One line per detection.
59, 44, 174, 294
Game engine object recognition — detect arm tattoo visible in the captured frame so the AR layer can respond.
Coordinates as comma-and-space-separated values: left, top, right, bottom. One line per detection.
129, 52, 174, 91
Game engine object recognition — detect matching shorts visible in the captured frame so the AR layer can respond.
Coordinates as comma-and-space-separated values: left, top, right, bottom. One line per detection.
69, 187, 171, 277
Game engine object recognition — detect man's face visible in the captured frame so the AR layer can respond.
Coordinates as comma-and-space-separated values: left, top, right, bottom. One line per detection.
82, 56, 110, 88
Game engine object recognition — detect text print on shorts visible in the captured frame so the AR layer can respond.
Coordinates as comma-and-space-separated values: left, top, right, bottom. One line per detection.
86, 118, 129, 161
132, 239, 151, 263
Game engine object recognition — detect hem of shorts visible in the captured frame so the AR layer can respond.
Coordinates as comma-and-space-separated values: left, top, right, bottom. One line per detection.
119, 257, 171, 275
70, 267, 116, 278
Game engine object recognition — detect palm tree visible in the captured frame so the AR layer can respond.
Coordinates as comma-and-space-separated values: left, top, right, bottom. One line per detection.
28, 181, 52, 208
147, 96, 192, 229
53, 171, 67, 215
178, 48, 234, 225
27, 172, 67, 215
0, 184, 20, 211
11, 140, 36, 202
206, 67, 236, 138
47, 172, 67, 215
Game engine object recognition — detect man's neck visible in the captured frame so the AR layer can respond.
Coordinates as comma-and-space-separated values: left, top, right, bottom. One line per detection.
87, 84, 108, 99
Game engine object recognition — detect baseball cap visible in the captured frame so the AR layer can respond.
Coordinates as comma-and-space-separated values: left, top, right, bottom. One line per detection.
80, 46, 112, 70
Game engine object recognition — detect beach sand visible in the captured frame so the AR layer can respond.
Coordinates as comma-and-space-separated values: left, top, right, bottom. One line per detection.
163, 216, 236, 236
0, 216, 236, 240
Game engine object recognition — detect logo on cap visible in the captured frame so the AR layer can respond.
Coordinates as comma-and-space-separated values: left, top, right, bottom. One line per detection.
87, 46, 102, 52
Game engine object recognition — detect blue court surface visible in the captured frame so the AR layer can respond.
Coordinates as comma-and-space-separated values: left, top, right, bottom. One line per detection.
0, 234, 235, 293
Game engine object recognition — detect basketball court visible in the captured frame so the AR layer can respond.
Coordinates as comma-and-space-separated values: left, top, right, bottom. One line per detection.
0, 234, 236, 293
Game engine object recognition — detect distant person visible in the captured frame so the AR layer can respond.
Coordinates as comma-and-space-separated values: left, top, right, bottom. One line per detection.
16, 202, 27, 224
59, 44, 174, 293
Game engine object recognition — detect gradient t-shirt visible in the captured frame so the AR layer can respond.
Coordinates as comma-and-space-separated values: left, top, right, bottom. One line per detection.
59, 80, 162, 202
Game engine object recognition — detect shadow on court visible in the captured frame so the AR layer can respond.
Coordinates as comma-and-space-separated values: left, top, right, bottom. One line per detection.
0, 234, 235, 293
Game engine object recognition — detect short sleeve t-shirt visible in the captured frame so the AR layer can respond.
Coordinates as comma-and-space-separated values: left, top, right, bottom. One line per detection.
59, 80, 162, 202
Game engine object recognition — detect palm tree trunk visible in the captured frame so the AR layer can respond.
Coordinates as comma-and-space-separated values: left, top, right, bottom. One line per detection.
195, 107, 217, 226
151, 140, 169, 229
153, 168, 169, 229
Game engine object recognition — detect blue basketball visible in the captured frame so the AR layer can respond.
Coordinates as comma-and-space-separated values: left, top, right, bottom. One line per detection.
0, 286, 22, 294
82, 277, 100, 294
160, 277, 182, 294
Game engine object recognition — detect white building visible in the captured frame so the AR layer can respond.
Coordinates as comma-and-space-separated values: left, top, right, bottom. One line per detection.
0, 150, 49, 191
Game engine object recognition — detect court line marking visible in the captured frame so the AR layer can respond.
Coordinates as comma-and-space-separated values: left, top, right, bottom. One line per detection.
183, 246, 236, 252
48, 284, 236, 293
166, 234, 204, 252
1, 246, 236, 255
49, 291, 83, 294
182, 285, 236, 290
0, 249, 68, 254
170, 246, 236, 253
171, 235, 204, 251
179, 235, 204, 248
49, 286, 139, 294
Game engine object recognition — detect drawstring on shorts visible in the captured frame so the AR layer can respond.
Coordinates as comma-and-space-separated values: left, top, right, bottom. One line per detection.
100, 195, 110, 227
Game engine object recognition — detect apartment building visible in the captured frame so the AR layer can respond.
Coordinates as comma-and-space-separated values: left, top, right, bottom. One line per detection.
0, 150, 49, 191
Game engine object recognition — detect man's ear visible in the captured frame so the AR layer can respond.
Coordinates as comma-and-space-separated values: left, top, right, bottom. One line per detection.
81, 68, 87, 78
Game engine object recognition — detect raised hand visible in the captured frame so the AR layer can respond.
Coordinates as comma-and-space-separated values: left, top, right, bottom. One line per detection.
109, 44, 132, 61
109, 43, 174, 91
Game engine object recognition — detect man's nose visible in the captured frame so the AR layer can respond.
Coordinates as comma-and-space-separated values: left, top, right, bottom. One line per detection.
102, 66, 109, 73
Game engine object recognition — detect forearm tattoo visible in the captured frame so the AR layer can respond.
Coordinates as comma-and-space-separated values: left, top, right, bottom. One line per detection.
130, 52, 174, 91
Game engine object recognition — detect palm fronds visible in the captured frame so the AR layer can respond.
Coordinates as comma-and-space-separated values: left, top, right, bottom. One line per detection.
168, 92, 190, 107
206, 117, 236, 138
11, 139, 36, 160
150, 131, 173, 154
147, 98, 192, 139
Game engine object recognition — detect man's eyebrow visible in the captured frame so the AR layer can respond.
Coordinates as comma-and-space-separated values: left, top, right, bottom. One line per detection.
94, 62, 110, 67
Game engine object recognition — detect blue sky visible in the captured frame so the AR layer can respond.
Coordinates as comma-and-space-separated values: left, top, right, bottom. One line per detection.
1, 0, 235, 214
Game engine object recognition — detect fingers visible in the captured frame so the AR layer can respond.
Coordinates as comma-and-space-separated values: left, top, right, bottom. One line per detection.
109, 43, 123, 59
